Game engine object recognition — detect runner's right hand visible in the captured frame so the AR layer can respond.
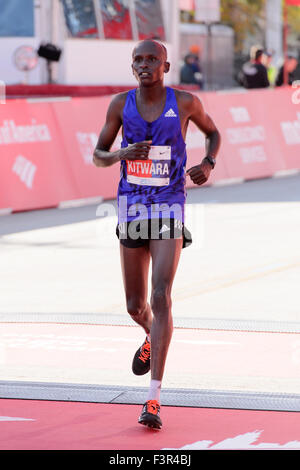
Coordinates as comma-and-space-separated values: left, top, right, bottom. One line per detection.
119, 141, 152, 161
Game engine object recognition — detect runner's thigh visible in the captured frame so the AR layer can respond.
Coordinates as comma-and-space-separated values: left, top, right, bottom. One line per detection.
150, 238, 182, 293
120, 243, 151, 306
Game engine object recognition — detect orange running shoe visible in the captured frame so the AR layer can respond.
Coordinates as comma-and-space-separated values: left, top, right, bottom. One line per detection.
132, 336, 151, 375
138, 400, 162, 429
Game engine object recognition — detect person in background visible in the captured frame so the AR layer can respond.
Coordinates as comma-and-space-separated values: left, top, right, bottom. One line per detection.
180, 44, 204, 89
238, 45, 270, 89
275, 54, 299, 87
262, 50, 277, 86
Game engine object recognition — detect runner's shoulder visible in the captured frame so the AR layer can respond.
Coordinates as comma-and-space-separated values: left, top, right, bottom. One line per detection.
107, 91, 129, 118
173, 88, 203, 113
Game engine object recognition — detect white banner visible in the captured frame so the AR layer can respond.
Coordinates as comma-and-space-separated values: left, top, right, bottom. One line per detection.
194, 0, 220, 22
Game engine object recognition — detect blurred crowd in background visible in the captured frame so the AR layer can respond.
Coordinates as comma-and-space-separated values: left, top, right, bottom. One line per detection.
1, 0, 300, 92
179, 43, 299, 89
179, 0, 300, 91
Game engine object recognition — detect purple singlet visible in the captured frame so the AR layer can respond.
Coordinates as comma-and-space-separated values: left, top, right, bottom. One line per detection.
117, 87, 187, 223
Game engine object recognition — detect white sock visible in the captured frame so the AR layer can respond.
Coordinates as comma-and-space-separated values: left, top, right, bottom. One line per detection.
147, 379, 161, 403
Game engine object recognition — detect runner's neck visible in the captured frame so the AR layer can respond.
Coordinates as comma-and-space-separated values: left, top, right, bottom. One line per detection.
137, 84, 166, 105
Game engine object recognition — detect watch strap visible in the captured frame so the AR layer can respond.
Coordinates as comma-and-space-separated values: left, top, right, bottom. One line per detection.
204, 156, 216, 169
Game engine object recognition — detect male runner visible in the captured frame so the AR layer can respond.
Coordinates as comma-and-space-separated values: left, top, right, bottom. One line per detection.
93, 39, 221, 430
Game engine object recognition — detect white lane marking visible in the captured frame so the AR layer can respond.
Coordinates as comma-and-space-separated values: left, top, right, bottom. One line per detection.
163, 430, 300, 450
174, 340, 240, 346
0, 416, 35, 421
1, 334, 239, 349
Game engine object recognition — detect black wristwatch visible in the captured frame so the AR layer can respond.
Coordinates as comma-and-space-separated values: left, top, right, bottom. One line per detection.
203, 156, 216, 169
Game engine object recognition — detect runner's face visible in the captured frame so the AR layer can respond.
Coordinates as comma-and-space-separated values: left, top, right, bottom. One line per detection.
132, 43, 169, 86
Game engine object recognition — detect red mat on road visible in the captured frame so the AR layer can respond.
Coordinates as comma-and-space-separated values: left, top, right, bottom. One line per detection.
1, 399, 300, 450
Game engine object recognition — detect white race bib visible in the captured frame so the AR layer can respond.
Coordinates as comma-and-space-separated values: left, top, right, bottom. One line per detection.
126, 145, 171, 186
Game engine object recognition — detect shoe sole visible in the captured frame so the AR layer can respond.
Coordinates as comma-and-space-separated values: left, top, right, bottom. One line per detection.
138, 415, 162, 430
139, 420, 162, 430
132, 364, 150, 376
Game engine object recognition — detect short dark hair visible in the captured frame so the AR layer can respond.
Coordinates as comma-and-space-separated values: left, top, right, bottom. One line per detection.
255, 49, 264, 61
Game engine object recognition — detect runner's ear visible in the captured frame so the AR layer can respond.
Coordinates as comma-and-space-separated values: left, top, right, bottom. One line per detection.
164, 61, 170, 74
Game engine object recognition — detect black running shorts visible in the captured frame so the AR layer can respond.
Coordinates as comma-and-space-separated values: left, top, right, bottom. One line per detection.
116, 218, 192, 249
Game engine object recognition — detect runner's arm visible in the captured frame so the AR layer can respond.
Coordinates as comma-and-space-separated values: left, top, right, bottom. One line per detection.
93, 94, 125, 167
178, 91, 221, 185
188, 94, 221, 161
93, 93, 152, 167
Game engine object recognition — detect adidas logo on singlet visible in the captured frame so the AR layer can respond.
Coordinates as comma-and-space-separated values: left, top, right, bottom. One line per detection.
164, 108, 177, 117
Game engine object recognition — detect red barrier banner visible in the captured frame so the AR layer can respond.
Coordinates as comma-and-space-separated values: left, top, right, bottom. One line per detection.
0, 99, 77, 212
269, 87, 300, 170
201, 89, 288, 181
51, 96, 120, 201
1, 87, 299, 213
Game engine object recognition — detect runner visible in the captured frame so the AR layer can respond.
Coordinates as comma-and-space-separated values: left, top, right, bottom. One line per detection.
93, 39, 221, 430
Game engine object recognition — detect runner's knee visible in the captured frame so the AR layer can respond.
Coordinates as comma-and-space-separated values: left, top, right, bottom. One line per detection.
126, 298, 147, 317
151, 284, 172, 314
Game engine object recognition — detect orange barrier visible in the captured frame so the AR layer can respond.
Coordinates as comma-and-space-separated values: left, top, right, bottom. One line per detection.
1, 87, 299, 212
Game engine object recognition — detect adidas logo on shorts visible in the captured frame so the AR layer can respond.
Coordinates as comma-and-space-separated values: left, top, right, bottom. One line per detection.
164, 108, 177, 118
159, 224, 170, 234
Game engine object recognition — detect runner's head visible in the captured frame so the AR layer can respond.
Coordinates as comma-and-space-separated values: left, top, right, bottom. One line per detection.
131, 39, 170, 86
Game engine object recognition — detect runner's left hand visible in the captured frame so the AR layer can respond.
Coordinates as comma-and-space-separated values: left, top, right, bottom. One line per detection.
186, 160, 212, 186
